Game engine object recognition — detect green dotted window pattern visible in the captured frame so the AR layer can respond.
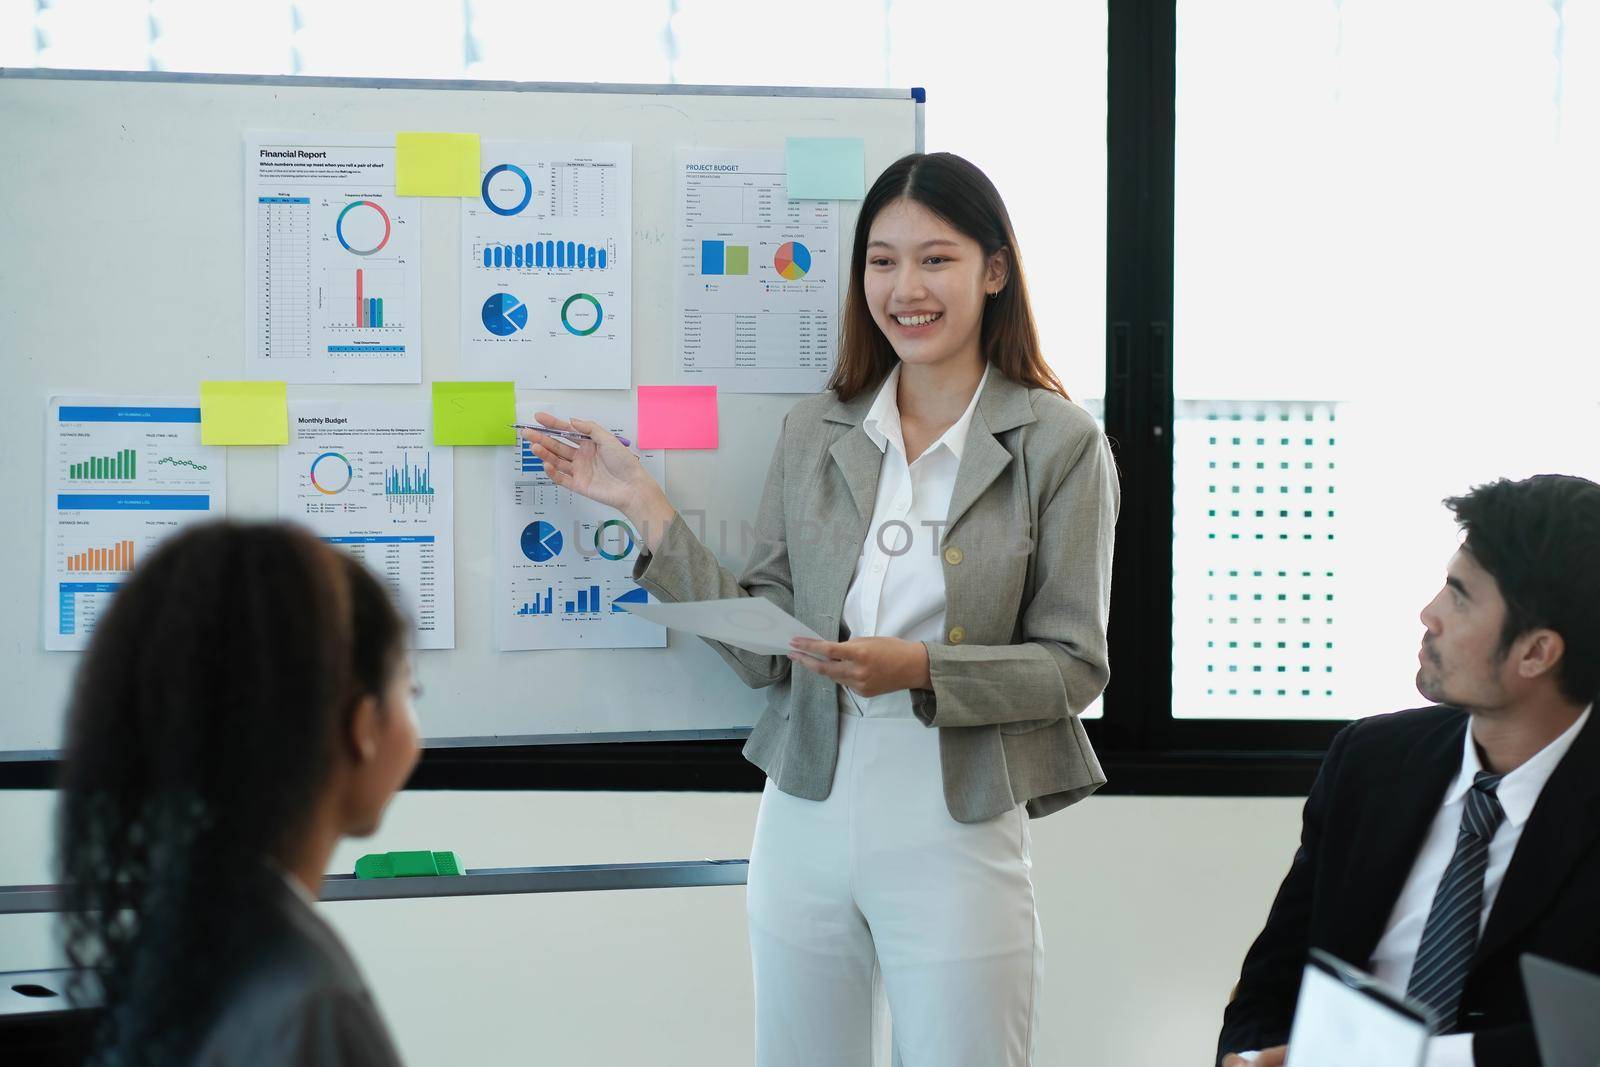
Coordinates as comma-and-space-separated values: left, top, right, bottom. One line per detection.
1173, 401, 1343, 718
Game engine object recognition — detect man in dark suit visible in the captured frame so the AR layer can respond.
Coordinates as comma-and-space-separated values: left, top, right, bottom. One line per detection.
1218, 474, 1600, 1067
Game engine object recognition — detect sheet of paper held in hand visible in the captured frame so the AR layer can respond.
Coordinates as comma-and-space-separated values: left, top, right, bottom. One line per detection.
617, 596, 832, 660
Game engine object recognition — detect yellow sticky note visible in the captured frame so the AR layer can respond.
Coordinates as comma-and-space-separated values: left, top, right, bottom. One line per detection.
433, 381, 516, 446
200, 381, 288, 445
395, 132, 481, 197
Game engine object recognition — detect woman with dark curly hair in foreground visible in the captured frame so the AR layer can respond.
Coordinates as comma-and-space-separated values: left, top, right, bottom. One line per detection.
57, 521, 420, 1066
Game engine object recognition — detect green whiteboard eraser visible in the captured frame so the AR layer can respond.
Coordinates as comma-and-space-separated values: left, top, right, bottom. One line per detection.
354, 853, 394, 879
386, 850, 439, 877
354, 850, 463, 879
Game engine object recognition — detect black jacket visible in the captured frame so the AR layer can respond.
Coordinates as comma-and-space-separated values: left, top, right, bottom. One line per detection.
192, 872, 404, 1067
1218, 704, 1600, 1066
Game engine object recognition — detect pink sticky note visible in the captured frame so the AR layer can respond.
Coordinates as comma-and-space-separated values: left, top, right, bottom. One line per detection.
637, 386, 719, 449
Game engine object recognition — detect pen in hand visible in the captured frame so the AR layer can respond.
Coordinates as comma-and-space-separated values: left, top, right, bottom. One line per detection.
511, 424, 633, 448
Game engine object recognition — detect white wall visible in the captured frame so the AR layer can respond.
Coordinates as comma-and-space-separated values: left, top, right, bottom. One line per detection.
0, 790, 1304, 1066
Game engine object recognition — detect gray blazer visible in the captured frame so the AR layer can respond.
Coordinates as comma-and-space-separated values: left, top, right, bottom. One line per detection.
193, 874, 404, 1066
633, 368, 1119, 823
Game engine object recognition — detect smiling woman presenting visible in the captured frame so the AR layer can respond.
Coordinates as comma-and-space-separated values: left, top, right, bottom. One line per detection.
521, 152, 1119, 1066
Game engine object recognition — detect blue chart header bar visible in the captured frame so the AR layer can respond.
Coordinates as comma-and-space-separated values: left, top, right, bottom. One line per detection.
56, 494, 211, 511
258, 196, 311, 204
58, 406, 201, 423
59, 582, 122, 594
323, 535, 437, 545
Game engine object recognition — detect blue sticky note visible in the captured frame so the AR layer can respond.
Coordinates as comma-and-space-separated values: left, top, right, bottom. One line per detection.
786, 137, 866, 200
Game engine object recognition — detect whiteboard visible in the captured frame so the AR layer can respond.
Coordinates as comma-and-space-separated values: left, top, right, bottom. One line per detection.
0, 69, 923, 757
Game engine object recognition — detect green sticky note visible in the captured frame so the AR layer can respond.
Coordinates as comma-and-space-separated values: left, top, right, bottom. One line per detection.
395, 132, 481, 197
786, 137, 866, 200
200, 381, 287, 445
433, 381, 515, 445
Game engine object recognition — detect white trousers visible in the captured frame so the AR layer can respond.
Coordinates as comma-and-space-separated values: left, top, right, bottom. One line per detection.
747, 712, 1043, 1067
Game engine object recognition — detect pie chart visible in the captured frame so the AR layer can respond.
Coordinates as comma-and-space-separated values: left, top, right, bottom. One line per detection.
520, 520, 563, 563
482, 293, 529, 336
774, 241, 811, 281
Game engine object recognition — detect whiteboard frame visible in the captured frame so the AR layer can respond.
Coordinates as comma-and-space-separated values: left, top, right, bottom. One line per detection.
0, 67, 923, 763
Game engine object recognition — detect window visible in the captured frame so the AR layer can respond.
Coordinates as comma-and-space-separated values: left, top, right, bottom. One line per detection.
1172, 0, 1600, 723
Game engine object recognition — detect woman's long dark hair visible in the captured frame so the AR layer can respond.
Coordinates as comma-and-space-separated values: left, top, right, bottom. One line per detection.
57, 521, 407, 1065
827, 151, 1070, 402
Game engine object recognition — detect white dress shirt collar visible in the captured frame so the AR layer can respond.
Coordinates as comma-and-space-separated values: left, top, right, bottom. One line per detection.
1445, 704, 1592, 829
862, 363, 989, 462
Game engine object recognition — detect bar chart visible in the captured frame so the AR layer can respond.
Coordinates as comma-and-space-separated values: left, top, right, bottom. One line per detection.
517, 580, 643, 617
385, 449, 435, 512
517, 586, 556, 616
330, 267, 405, 330
66, 540, 135, 573
477, 239, 613, 272
699, 240, 750, 276
356, 268, 383, 327
566, 583, 603, 615
519, 440, 545, 473
69, 448, 137, 481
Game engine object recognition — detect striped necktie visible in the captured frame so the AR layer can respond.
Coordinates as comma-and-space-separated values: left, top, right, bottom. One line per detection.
1405, 770, 1506, 1032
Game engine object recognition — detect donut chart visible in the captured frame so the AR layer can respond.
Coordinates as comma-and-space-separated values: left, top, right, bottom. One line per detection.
561, 293, 603, 336
335, 200, 391, 256
309, 452, 353, 495
774, 241, 811, 281
594, 519, 635, 561
481, 163, 533, 216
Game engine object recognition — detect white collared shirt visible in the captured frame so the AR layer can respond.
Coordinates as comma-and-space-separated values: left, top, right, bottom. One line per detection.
1367, 704, 1592, 1066
838, 363, 988, 718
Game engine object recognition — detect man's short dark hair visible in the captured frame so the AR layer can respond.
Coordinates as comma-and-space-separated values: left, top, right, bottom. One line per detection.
1445, 474, 1600, 706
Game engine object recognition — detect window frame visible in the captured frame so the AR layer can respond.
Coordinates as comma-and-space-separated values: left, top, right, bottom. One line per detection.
1095, 0, 1338, 796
